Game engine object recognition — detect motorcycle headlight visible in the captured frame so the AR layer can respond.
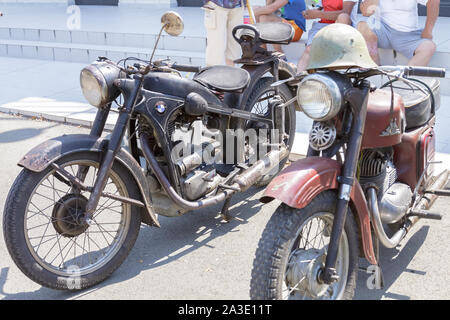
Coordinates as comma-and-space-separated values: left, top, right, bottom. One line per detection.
80, 61, 122, 108
297, 73, 344, 121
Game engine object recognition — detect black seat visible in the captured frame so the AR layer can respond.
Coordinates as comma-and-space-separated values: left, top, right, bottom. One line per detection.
381, 78, 440, 129
193, 65, 251, 93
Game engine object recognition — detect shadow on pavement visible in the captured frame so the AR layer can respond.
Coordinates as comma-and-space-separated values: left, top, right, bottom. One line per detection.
0, 187, 266, 300
354, 225, 429, 300
0, 117, 58, 143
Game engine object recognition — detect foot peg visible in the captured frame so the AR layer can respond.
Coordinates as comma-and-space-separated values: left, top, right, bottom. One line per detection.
409, 210, 442, 220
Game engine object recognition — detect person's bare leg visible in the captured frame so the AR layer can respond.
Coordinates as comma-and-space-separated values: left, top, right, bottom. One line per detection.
259, 14, 285, 53
336, 13, 351, 25
357, 21, 380, 65
409, 40, 436, 66
297, 45, 311, 72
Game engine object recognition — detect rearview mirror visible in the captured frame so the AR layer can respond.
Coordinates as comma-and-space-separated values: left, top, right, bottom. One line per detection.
161, 11, 184, 37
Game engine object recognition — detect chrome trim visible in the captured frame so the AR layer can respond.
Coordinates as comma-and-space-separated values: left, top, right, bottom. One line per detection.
297, 73, 343, 121
367, 187, 406, 248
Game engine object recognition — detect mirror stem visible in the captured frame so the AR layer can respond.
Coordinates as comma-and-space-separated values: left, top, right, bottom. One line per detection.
149, 24, 167, 65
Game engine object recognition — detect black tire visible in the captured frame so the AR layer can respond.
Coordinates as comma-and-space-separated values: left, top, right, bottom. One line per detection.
3, 152, 141, 290
236, 77, 296, 187
250, 191, 359, 300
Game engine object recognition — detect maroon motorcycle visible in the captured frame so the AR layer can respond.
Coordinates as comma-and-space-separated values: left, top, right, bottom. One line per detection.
250, 24, 447, 300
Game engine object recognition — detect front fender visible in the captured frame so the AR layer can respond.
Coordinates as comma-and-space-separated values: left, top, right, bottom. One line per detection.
18, 134, 160, 228
262, 157, 377, 265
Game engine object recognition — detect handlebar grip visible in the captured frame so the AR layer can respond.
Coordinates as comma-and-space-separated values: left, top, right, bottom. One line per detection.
406, 66, 446, 78
171, 64, 201, 73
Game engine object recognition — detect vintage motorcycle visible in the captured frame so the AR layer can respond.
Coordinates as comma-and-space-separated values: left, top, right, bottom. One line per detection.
250, 23, 447, 300
2, 12, 298, 290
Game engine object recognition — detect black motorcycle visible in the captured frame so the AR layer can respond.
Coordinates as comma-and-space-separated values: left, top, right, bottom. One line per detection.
3, 12, 298, 290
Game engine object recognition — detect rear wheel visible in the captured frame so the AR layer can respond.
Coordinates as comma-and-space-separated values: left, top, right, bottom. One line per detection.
250, 191, 359, 300
3, 152, 141, 290
237, 77, 296, 187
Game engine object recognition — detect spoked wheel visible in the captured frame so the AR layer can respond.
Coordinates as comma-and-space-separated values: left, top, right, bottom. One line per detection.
236, 77, 296, 187
3, 152, 141, 290
250, 191, 359, 300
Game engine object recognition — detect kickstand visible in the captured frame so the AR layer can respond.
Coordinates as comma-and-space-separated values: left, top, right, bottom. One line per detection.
375, 237, 385, 289
220, 197, 233, 222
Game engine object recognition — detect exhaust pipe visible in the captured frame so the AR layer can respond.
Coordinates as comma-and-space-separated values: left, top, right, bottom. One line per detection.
233, 146, 289, 192
140, 133, 288, 212
367, 187, 406, 248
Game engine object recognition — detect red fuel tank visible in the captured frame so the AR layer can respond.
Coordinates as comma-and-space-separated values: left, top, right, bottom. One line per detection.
362, 90, 406, 149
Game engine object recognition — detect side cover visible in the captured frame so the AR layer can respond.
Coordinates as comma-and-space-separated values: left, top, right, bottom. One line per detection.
18, 134, 160, 227
261, 157, 377, 265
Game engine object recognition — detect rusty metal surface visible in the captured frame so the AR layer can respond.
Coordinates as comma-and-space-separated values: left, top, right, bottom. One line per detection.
362, 90, 406, 149
261, 156, 377, 264
394, 121, 435, 190
18, 134, 160, 227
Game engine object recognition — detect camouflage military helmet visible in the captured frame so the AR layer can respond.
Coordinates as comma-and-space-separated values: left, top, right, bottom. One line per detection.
306, 23, 377, 71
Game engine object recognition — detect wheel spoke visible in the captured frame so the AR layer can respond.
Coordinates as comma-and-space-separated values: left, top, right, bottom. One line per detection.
21, 159, 131, 278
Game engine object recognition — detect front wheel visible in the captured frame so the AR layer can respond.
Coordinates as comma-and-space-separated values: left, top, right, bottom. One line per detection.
250, 191, 359, 300
3, 151, 141, 290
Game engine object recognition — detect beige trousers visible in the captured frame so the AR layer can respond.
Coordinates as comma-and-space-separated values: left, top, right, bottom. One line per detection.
204, 2, 243, 66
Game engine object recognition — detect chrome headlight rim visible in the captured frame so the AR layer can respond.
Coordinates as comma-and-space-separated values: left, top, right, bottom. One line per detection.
80, 61, 121, 108
297, 73, 343, 122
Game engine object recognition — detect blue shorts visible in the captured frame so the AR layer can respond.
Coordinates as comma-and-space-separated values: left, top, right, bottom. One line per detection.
365, 19, 428, 59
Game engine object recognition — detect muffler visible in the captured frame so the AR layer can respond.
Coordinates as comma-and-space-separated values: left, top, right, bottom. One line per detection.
233, 146, 289, 192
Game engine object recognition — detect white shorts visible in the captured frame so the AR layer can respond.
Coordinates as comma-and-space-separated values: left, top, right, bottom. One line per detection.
204, 2, 243, 66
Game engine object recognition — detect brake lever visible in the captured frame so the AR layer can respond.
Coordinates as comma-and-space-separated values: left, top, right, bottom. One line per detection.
377, 67, 429, 95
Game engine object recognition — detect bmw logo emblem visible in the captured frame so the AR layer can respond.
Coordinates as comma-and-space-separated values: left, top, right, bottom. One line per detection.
155, 101, 166, 114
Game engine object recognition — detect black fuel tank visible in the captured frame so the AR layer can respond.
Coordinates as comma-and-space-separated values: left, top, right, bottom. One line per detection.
143, 72, 222, 106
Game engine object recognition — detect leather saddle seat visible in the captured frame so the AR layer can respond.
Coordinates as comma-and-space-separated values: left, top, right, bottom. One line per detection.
256, 22, 295, 44
381, 77, 440, 130
194, 65, 251, 93
237, 22, 295, 44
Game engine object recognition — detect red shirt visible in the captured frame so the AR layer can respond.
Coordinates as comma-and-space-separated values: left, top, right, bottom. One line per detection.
320, 0, 343, 24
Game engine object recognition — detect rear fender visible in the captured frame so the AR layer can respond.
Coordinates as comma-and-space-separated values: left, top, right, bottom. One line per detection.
261, 157, 377, 265
18, 134, 160, 227
240, 60, 299, 111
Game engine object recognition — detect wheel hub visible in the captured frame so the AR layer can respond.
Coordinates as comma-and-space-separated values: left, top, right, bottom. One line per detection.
52, 194, 90, 238
286, 248, 330, 299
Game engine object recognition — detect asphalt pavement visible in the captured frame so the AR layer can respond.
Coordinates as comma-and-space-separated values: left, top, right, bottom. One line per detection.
0, 113, 449, 300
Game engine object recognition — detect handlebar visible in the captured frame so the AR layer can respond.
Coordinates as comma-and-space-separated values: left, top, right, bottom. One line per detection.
232, 24, 260, 45
379, 65, 446, 78
171, 63, 201, 73
404, 66, 446, 78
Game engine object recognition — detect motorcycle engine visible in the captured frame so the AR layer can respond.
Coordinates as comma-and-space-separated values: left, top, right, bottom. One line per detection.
171, 119, 224, 201
359, 148, 412, 224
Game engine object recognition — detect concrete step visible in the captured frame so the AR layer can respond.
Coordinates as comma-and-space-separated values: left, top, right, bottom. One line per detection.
0, 38, 205, 65
0, 26, 207, 65
0, 27, 206, 52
